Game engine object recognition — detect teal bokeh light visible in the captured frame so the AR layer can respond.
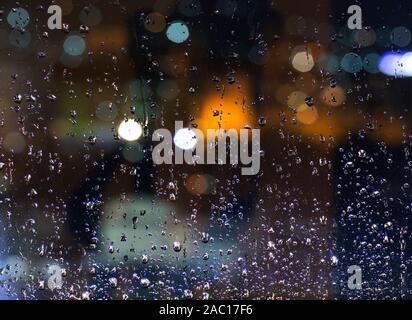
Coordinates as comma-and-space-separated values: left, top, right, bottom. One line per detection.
166, 21, 189, 44
7, 7, 30, 28
318, 54, 340, 74
363, 53, 381, 74
63, 35, 86, 56
341, 53, 363, 74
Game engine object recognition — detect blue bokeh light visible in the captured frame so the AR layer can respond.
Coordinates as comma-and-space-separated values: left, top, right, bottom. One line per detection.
7, 8, 30, 28
166, 21, 189, 44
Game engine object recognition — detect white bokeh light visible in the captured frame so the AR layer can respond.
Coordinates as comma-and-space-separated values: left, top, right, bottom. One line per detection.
118, 119, 143, 141
401, 52, 412, 76
378, 52, 412, 77
291, 49, 314, 73
174, 128, 197, 150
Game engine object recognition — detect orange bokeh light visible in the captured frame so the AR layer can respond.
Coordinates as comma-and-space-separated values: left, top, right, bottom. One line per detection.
197, 76, 254, 131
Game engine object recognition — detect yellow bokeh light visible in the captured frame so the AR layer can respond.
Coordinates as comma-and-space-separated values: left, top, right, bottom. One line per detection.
287, 91, 307, 109
296, 105, 319, 125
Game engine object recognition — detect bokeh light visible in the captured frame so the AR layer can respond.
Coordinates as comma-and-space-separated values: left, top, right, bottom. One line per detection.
287, 91, 307, 109
174, 128, 198, 150
296, 105, 319, 125
363, 53, 381, 74
7, 8, 29, 28
144, 12, 166, 33
186, 174, 214, 195
63, 35, 86, 56
118, 119, 143, 142
340, 53, 363, 73
378, 52, 412, 77
321, 86, 346, 107
166, 21, 189, 44
291, 47, 315, 73
317, 54, 340, 74
197, 82, 253, 131
354, 28, 376, 47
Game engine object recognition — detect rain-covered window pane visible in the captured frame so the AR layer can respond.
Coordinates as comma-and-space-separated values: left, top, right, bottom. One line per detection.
0, 0, 411, 302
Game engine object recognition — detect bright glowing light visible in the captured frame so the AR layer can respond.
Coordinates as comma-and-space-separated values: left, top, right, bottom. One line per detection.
174, 128, 197, 150
118, 119, 143, 141
401, 52, 412, 76
378, 52, 412, 77
378, 52, 404, 76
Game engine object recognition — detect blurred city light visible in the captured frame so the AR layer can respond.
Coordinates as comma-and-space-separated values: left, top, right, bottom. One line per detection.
174, 128, 198, 150
378, 51, 412, 77
118, 119, 143, 141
